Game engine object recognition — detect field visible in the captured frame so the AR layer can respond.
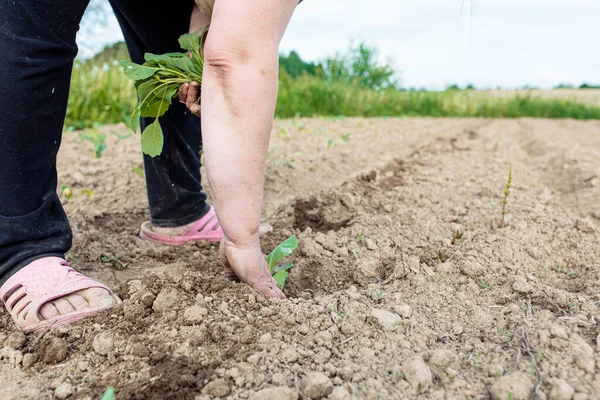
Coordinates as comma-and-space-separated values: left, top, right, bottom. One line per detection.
1, 116, 600, 399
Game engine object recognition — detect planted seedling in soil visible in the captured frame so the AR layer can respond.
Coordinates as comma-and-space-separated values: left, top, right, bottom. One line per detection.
79, 130, 107, 158
265, 236, 298, 289
500, 164, 512, 227
100, 387, 115, 400
122, 28, 208, 157
450, 230, 463, 245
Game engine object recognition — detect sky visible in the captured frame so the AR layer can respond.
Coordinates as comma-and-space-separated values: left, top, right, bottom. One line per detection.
78, 0, 600, 90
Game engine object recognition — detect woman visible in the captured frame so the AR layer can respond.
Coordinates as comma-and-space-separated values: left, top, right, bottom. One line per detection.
0, 0, 297, 333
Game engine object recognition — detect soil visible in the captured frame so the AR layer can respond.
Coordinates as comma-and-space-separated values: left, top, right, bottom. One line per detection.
2, 117, 600, 400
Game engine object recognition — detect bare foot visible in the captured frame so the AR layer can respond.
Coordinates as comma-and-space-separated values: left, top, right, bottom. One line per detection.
38, 287, 116, 320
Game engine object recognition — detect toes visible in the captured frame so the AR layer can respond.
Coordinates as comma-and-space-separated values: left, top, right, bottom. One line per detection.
52, 297, 76, 315
79, 288, 116, 308
65, 294, 90, 311
39, 302, 59, 320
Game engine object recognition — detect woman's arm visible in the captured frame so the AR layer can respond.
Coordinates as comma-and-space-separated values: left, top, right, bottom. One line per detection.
184, 0, 297, 298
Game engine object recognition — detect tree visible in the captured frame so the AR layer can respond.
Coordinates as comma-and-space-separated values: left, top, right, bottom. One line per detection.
322, 42, 399, 90
279, 51, 321, 78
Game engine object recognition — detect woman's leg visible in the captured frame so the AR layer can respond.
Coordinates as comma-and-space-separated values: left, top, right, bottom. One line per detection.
109, 0, 212, 228
0, 0, 115, 321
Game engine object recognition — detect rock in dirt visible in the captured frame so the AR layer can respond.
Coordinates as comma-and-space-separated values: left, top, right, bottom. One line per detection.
403, 356, 433, 391
301, 372, 333, 399
40, 337, 68, 364
549, 379, 575, 400
201, 378, 231, 397
329, 386, 352, 400
93, 332, 114, 356
489, 372, 534, 400
4, 332, 26, 349
183, 304, 208, 324
249, 386, 298, 400
460, 260, 483, 277
54, 383, 74, 399
370, 309, 401, 330
22, 353, 36, 368
1, 346, 23, 366
427, 349, 457, 374
152, 288, 182, 313
393, 304, 413, 319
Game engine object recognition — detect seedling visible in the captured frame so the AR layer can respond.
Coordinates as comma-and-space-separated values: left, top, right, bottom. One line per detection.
79, 130, 107, 158
332, 309, 344, 318
265, 236, 298, 289
450, 230, 463, 245
100, 387, 115, 400
61, 185, 73, 200
81, 189, 94, 198
132, 166, 145, 178
327, 139, 335, 148
500, 164, 512, 227
341, 133, 351, 142
375, 291, 384, 303
122, 28, 209, 157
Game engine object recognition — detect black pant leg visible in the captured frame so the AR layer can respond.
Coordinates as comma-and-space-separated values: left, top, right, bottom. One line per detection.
109, 0, 210, 227
0, 0, 90, 285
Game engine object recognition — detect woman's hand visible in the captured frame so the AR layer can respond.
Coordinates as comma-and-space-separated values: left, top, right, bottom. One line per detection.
219, 236, 285, 299
178, 81, 201, 117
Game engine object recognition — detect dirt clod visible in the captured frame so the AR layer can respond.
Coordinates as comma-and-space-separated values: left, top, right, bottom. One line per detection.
54, 383, 74, 399
4, 332, 26, 349
403, 356, 433, 391
549, 379, 575, 400
489, 372, 534, 400
301, 372, 333, 399
39, 337, 68, 364
249, 386, 298, 400
201, 378, 231, 397
93, 332, 114, 355
370, 309, 401, 330
152, 288, 182, 313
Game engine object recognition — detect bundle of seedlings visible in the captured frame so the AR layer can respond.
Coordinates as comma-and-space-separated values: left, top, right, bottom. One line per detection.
121, 28, 207, 157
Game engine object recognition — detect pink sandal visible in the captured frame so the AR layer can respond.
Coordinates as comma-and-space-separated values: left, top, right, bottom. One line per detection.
139, 206, 224, 245
0, 257, 122, 333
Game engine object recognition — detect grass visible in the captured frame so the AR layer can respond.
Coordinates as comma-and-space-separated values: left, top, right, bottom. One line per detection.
64, 60, 600, 131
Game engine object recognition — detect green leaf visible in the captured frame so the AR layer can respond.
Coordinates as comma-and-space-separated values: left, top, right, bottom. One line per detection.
272, 262, 294, 274
265, 236, 298, 272
128, 105, 141, 132
140, 84, 177, 118
178, 31, 201, 55
100, 387, 115, 400
120, 60, 158, 81
144, 52, 187, 62
273, 270, 288, 288
141, 119, 163, 157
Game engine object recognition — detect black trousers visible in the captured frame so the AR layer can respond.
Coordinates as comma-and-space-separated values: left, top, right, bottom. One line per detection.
0, 0, 210, 285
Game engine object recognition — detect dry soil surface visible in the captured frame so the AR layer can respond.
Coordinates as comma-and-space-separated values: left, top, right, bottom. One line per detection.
2, 117, 600, 400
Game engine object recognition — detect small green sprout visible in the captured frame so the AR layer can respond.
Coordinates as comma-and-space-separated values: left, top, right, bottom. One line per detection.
81, 189, 94, 198
100, 387, 115, 400
132, 166, 145, 178
478, 281, 492, 290
327, 139, 335, 148
356, 234, 364, 241
375, 291, 384, 302
450, 230, 463, 245
79, 130, 107, 158
61, 185, 73, 200
266, 236, 298, 289
500, 164, 513, 227
332, 309, 344, 318
341, 133, 351, 142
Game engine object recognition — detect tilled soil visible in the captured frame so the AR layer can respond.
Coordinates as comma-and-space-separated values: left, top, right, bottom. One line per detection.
1, 117, 600, 400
